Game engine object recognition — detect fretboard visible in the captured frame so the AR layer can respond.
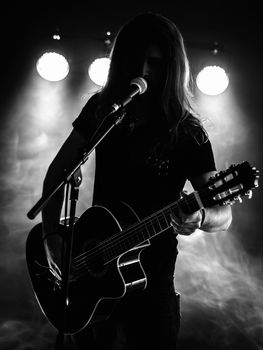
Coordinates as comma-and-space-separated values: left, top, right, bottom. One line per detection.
103, 191, 202, 263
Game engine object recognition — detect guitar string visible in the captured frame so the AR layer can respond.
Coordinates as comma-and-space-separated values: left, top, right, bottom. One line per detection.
73, 176, 245, 277
72, 210, 177, 279
72, 188, 210, 274
73, 195, 192, 261
72, 186, 224, 273
73, 207, 178, 268
72, 213, 173, 279
63, 166, 252, 278
72, 173, 242, 273
74, 209, 171, 267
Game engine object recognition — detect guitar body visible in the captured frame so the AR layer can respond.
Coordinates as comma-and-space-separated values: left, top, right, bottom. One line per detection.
26, 202, 149, 334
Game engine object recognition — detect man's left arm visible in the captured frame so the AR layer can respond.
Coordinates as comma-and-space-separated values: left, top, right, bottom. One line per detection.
191, 170, 232, 232
170, 171, 232, 235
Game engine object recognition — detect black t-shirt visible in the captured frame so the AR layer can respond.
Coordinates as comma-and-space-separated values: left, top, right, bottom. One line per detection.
73, 93, 216, 290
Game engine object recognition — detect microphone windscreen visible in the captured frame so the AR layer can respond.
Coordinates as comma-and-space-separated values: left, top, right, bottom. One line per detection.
130, 77, 148, 95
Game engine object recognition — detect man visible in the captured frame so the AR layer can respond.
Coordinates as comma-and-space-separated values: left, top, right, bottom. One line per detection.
41, 12, 232, 350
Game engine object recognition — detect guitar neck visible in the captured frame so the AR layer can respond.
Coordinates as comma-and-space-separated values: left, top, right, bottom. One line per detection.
104, 191, 201, 263
72, 161, 259, 270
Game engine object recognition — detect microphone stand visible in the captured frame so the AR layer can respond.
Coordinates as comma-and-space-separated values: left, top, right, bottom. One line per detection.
55, 168, 82, 350
27, 107, 126, 349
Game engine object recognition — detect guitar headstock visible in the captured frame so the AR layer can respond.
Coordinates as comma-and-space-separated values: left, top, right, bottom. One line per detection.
200, 161, 259, 207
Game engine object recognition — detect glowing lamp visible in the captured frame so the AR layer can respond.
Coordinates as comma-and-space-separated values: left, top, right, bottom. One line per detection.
196, 65, 229, 96
88, 57, 110, 86
36, 52, 69, 82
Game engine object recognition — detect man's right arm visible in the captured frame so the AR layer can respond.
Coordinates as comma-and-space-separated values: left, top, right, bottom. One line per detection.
41, 129, 88, 273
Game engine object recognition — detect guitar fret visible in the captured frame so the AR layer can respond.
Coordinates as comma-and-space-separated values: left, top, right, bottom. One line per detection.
161, 211, 170, 228
130, 233, 142, 245
146, 222, 156, 238
141, 225, 151, 240
164, 207, 176, 224
137, 227, 150, 243
187, 192, 202, 212
103, 246, 117, 262
108, 237, 136, 261
159, 212, 170, 230
102, 192, 202, 263
143, 212, 170, 239
152, 219, 162, 233
105, 228, 150, 261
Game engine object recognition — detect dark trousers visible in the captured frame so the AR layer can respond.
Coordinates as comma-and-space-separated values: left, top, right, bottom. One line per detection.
71, 290, 180, 350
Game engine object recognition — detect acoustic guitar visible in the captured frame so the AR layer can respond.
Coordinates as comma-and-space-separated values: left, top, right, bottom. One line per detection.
26, 161, 259, 334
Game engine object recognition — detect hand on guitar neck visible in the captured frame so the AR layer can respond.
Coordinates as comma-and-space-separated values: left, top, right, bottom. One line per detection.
170, 209, 204, 236
43, 231, 63, 282
43, 225, 79, 284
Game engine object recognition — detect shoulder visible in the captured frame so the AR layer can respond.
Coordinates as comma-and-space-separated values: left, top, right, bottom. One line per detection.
81, 92, 101, 114
178, 112, 209, 146
73, 92, 103, 124
72, 92, 102, 140
190, 125, 209, 146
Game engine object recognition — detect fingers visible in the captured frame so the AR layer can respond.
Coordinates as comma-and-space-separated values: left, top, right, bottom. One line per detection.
170, 210, 202, 236
170, 219, 196, 236
170, 214, 181, 234
49, 261, 62, 281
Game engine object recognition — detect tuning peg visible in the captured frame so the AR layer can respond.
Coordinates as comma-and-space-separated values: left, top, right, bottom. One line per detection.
237, 196, 243, 203
245, 190, 253, 199
222, 199, 234, 206
211, 173, 219, 179
232, 196, 242, 203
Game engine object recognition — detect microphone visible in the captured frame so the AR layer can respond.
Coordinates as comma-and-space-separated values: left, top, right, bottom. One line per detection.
110, 77, 148, 114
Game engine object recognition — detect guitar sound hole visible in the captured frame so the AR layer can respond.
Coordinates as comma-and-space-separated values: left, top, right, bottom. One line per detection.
80, 239, 108, 278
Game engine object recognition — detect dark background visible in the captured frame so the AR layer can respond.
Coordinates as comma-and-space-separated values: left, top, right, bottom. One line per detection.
0, 1, 262, 349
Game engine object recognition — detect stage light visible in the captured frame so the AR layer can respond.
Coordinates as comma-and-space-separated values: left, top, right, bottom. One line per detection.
196, 65, 229, 96
194, 42, 230, 96
36, 52, 69, 82
36, 30, 70, 82
88, 57, 110, 86
88, 31, 112, 86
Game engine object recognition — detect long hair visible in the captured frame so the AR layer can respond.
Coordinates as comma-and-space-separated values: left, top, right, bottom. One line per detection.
101, 12, 205, 143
